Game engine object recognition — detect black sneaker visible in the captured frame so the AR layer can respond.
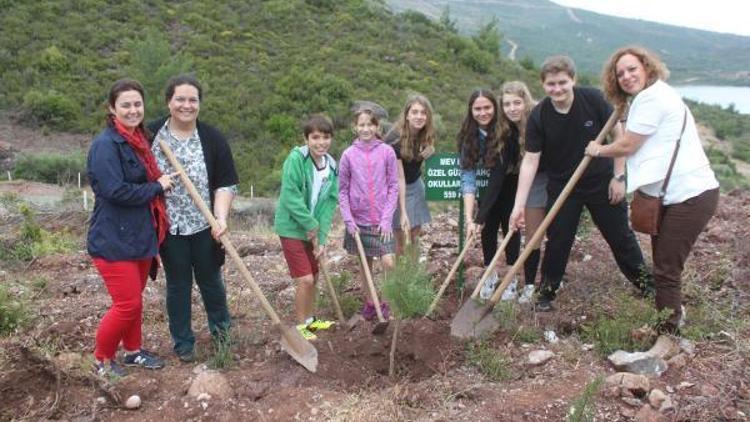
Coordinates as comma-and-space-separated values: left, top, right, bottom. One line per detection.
177, 350, 196, 363
534, 297, 554, 312
123, 349, 165, 369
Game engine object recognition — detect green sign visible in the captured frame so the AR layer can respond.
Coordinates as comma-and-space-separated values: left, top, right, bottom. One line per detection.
424, 152, 489, 201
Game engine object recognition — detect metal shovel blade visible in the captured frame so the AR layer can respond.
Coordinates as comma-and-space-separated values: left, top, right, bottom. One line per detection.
450, 298, 497, 340
277, 323, 318, 373
372, 320, 389, 335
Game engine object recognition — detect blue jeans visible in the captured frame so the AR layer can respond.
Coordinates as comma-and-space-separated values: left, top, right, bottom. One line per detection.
160, 228, 231, 355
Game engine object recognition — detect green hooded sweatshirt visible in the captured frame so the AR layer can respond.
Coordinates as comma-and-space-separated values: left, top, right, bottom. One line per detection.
274, 145, 338, 245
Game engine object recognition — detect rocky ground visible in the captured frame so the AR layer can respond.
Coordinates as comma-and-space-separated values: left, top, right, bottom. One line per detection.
0, 183, 748, 421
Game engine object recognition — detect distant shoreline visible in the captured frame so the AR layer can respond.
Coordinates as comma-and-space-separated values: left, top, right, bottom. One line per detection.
676, 85, 750, 114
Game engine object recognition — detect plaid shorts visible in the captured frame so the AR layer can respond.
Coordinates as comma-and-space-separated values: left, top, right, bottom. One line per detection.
343, 225, 395, 257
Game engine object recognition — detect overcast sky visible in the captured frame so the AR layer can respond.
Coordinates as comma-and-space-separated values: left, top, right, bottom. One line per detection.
551, 0, 750, 36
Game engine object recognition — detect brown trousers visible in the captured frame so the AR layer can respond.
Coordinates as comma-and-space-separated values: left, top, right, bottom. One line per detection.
651, 188, 719, 331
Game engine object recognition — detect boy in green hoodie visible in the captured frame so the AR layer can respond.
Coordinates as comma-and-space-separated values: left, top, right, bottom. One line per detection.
274, 115, 339, 340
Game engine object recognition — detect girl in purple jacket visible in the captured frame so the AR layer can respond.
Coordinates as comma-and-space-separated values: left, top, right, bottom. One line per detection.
339, 108, 399, 318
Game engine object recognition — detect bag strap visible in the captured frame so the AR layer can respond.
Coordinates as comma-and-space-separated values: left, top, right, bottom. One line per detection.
659, 108, 688, 200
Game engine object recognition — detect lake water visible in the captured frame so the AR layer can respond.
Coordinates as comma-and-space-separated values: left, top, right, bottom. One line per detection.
675, 85, 750, 114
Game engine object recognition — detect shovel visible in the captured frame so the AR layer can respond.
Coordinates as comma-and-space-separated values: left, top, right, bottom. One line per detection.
318, 256, 346, 325
157, 139, 318, 372
353, 231, 390, 335
450, 228, 516, 337
450, 109, 622, 340
425, 231, 476, 317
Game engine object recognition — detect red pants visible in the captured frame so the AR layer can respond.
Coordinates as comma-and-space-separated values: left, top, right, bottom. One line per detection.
93, 257, 150, 361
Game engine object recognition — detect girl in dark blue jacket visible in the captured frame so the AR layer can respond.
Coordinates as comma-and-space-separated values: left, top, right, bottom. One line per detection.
87, 79, 173, 377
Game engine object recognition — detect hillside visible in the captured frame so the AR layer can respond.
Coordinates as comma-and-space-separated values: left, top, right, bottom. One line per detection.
0, 0, 536, 195
0, 0, 748, 195
387, 0, 750, 85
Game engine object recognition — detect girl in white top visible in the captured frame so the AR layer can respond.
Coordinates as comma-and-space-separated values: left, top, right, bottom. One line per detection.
585, 45, 719, 333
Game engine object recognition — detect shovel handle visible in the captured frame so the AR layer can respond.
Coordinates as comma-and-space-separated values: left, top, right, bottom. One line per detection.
425, 231, 475, 316
488, 109, 623, 304
353, 231, 386, 322
318, 258, 346, 324
470, 228, 517, 299
157, 139, 283, 325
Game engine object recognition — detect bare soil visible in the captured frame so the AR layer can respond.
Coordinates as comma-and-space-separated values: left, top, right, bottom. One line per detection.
1, 185, 748, 421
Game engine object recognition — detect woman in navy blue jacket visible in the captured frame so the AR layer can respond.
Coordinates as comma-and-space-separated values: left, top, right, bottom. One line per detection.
87, 79, 174, 377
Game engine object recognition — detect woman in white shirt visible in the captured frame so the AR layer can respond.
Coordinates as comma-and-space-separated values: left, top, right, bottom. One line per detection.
585, 46, 719, 334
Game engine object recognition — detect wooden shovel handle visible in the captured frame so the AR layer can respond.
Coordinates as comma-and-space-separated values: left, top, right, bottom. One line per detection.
353, 231, 386, 322
488, 109, 622, 304
470, 228, 517, 299
318, 258, 346, 324
426, 231, 476, 316
157, 139, 282, 325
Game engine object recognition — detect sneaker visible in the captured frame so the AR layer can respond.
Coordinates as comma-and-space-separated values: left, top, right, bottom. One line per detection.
296, 323, 318, 340
176, 350, 195, 363
306, 317, 336, 331
518, 284, 536, 304
123, 349, 165, 369
479, 271, 499, 300
95, 360, 126, 378
500, 276, 519, 301
534, 297, 554, 312
361, 301, 377, 321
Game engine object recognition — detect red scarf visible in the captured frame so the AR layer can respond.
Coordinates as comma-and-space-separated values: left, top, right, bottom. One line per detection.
112, 118, 169, 246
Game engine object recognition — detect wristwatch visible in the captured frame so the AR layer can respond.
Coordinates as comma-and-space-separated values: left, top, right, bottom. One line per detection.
614, 173, 626, 182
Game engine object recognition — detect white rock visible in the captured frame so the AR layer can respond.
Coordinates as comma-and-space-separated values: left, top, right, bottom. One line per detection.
528, 350, 555, 365
125, 395, 141, 409
648, 389, 667, 408
544, 330, 559, 344
608, 350, 667, 375
605, 372, 650, 396
196, 393, 211, 401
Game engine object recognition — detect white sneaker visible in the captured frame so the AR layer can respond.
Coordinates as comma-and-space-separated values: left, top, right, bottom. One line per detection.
518, 284, 536, 304
479, 271, 499, 300
500, 276, 519, 301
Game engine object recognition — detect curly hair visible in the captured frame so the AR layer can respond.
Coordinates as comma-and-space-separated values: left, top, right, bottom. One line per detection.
394, 94, 436, 162
499, 81, 535, 152
601, 45, 670, 110
456, 90, 502, 169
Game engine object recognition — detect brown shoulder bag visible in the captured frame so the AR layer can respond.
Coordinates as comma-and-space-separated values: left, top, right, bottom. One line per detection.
630, 110, 687, 235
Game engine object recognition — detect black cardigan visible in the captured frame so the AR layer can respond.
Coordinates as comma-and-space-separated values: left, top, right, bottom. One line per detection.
148, 117, 239, 265
475, 127, 521, 224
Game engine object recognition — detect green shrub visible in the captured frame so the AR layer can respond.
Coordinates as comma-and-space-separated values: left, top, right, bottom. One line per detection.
13, 152, 85, 185
208, 332, 234, 369
36, 45, 68, 72
22, 89, 78, 129
381, 253, 435, 319
0, 205, 77, 263
580, 293, 670, 356
0, 284, 30, 336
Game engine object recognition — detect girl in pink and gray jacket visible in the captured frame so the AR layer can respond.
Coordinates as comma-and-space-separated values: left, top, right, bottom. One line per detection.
339, 108, 399, 318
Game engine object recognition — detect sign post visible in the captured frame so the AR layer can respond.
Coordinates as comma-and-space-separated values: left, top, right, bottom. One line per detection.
424, 153, 488, 292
